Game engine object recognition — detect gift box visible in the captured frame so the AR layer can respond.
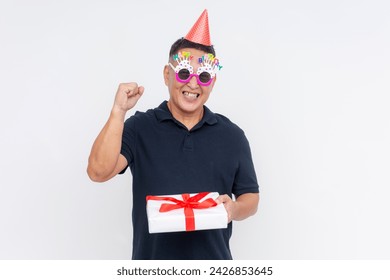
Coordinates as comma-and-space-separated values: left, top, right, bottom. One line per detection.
146, 192, 228, 234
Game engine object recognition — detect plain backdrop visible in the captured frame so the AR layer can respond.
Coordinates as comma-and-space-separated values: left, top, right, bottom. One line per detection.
1, 0, 389, 259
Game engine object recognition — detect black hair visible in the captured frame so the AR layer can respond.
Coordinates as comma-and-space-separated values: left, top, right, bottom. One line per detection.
169, 38, 216, 59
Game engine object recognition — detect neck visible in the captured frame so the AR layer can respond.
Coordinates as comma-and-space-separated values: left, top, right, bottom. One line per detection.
167, 101, 204, 130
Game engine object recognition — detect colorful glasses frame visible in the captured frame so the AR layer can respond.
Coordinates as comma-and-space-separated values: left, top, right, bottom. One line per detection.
169, 63, 214, 86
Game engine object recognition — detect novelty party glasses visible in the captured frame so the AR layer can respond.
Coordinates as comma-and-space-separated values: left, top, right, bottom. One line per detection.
169, 62, 213, 86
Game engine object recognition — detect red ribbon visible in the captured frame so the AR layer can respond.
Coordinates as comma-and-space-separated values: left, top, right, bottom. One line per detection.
146, 192, 218, 231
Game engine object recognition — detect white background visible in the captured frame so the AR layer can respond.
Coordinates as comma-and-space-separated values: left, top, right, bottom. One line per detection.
0, 0, 389, 259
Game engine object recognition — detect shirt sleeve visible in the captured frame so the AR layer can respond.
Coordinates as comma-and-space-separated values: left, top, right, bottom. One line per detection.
232, 131, 260, 197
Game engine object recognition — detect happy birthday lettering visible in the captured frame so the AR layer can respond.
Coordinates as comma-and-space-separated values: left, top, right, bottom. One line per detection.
198, 54, 223, 70
173, 51, 223, 71
174, 51, 193, 61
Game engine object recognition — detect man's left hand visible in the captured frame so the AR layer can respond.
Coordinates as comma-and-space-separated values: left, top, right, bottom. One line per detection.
216, 194, 236, 223
216, 193, 259, 223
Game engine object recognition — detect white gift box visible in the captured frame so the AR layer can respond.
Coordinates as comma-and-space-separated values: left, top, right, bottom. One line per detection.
146, 192, 228, 234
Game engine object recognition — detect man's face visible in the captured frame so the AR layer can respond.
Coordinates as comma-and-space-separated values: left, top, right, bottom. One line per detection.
164, 48, 216, 116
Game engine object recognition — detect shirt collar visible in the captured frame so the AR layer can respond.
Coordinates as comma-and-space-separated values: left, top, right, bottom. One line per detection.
155, 101, 218, 127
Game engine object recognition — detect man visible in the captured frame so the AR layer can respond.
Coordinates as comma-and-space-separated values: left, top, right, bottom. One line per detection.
87, 10, 259, 259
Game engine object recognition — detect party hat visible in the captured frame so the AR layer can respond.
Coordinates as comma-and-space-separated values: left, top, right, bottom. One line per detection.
184, 9, 212, 46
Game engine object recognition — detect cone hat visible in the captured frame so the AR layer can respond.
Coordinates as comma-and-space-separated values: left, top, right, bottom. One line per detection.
184, 9, 212, 46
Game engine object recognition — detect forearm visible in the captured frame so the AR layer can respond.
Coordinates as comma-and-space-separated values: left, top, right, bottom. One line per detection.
232, 193, 259, 221
87, 107, 126, 181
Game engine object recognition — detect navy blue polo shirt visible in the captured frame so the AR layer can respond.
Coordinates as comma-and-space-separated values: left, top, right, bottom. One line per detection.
120, 101, 259, 259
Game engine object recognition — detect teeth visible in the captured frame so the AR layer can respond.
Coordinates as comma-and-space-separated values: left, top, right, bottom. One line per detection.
183, 92, 199, 98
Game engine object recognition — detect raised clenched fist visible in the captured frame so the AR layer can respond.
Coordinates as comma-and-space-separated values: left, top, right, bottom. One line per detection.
113, 82, 144, 113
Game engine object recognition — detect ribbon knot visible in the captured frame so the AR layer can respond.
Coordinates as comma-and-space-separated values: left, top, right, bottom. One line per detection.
146, 192, 218, 231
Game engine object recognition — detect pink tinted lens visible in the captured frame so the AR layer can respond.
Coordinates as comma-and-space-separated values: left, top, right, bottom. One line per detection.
175, 71, 213, 86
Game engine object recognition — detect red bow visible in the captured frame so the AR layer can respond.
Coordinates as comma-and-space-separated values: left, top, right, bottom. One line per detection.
146, 192, 218, 231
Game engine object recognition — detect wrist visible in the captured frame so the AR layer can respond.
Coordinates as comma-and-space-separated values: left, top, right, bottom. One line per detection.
230, 201, 239, 221
111, 105, 127, 119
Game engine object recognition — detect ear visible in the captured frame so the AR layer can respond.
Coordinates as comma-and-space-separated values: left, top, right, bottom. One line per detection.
163, 65, 170, 86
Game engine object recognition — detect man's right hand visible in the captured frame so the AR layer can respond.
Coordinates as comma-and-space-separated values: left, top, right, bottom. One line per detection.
87, 82, 143, 182
113, 82, 144, 113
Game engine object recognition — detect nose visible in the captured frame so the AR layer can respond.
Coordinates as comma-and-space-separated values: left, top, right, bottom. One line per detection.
187, 75, 199, 89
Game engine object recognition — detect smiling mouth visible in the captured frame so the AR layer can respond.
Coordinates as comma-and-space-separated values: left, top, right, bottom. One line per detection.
183, 91, 200, 98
